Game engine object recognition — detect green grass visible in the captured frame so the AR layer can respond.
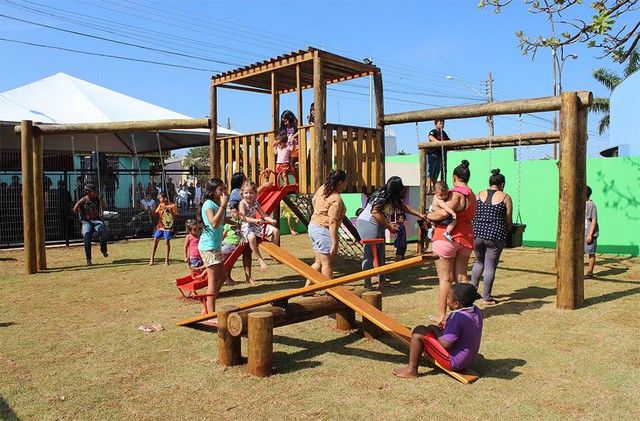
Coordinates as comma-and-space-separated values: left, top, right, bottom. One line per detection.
1, 236, 639, 420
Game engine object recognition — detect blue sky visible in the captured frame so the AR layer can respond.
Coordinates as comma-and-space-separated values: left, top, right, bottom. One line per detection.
0, 0, 631, 158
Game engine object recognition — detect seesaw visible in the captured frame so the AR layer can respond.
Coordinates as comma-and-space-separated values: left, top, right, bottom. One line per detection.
176, 252, 431, 326
258, 241, 480, 384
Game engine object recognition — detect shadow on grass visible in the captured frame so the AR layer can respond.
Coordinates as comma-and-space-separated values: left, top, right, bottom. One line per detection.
0, 257, 17, 262
483, 286, 555, 318
272, 333, 409, 374
472, 354, 526, 380
43, 258, 152, 272
582, 286, 640, 307
0, 322, 16, 328
0, 394, 21, 421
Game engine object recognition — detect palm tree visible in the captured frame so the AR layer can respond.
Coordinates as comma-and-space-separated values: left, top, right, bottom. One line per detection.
591, 49, 639, 134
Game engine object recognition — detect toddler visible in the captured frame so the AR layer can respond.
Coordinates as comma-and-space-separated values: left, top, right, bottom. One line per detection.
274, 132, 293, 174
429, 180, 457, 243
221, 204, 243, 285
394, 213, 407, 261
184, 219, 203, 272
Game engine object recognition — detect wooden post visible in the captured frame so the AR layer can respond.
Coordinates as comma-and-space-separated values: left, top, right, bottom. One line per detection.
373, 71, 385, 189
418, 148, 427, 254
312, 56, 325, 192
296, 64, 303, 124
21, 121, 37, 274
556, 92, 585, 309
247, 311, 273, 377
362, 291, 384, 339
33, 133, 46, 270
271, 72, 280, 132
209, 84, 219, 179
217, 305, 241, 366
336, 307, 356, 331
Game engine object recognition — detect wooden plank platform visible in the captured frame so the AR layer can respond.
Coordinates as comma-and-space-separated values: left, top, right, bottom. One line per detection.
259, 242, 480, 384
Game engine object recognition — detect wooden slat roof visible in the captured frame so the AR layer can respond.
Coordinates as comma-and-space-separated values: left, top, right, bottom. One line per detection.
211, 47, 378, 94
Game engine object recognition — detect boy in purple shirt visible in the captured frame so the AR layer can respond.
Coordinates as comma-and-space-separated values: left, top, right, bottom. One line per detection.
393, 282, 483, 378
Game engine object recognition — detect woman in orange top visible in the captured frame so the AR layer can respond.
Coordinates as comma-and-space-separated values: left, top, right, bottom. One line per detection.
427, 159, 476, 326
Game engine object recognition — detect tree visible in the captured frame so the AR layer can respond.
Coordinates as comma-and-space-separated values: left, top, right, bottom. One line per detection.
397, 150, 409, 155
479, 0, 640, 64
182, 146, 210, 170
591, 48, 639, 134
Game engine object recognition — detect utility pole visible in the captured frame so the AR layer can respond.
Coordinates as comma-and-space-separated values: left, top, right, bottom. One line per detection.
227, 117, 231, 130
486, 72, 494, 137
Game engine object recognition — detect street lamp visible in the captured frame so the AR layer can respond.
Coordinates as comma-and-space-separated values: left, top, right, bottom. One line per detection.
549, 42, 578, 158
363, 57, 373, 127
558, 53, 578, 93
446, 75, 495, 136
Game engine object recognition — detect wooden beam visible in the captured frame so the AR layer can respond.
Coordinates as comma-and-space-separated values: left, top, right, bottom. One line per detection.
218, 84, 272, 94
312, 56, 325, 192
383, 91, 592, 125
556, 92, 586, 309
418, 132, 560, 150
15, 118, 211, 136
374, 71, 385, 187
21, 121, 37, 274
210, 85, 219, 179
33, 133, 46, 271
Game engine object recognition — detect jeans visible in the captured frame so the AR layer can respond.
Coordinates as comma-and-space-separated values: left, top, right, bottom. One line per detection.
356, 217, 386, 288
81, 219, 107, 260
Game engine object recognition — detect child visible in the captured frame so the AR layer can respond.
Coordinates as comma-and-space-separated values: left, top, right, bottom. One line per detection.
274, 132, 293, 174
198, 178, 229, 321
393, 282, 483, 378
429, 180, 457, 243
585, 185, 599, 279
184, 219, 203, 272
221, 204, 244, 285
149, 192, 178, 265
394, 213, 407, 261
239, 180, 280, 270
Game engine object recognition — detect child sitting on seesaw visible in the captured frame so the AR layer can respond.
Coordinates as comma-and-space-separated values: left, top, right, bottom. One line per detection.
428, 180, 458, 243
393, 282, 483, 378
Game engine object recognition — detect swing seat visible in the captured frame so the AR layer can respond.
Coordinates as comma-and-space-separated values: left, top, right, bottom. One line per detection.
506, 223, 526, 248
176, 273, 208, 299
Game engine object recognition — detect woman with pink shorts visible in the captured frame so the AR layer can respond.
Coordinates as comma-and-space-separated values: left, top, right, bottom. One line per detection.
427, 159, 476, 326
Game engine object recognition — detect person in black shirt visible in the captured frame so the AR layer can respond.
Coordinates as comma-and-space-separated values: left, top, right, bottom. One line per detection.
73, 184, 109, 266
426, 119, 450, 194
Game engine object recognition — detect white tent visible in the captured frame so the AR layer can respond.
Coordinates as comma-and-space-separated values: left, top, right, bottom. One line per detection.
0, 73, 238, 154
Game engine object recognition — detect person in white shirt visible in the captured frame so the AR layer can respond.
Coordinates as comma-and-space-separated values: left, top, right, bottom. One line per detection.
194, 181, 202, 206
141, 193, 156, 212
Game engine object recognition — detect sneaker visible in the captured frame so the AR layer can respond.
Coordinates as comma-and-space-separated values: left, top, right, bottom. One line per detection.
427, 227, 434, 240
443, 231, 454, 243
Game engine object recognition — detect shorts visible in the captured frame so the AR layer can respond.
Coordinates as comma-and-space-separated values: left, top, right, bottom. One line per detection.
308, 223, 332, 254
432, 240, 473, 259
188, 256, 203, 268
434, 215, 455, 226
154, 229, 174, 240
200, 249, 224, 267
221, 241, 237, 258
585, 236, 597, 254
422, 330, 452, 370
276, 163, 290, 173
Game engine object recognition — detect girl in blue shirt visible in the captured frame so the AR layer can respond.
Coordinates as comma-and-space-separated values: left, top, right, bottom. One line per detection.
198, 178, 229, 323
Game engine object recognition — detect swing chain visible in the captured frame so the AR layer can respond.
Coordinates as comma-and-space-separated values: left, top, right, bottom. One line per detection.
440, 130, 446, 183
516, 113, 522, 221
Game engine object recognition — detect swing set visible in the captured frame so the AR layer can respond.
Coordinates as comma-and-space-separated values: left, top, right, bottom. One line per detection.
387, 91, 592, 310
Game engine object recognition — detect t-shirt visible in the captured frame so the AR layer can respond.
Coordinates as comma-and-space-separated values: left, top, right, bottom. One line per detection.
357, 189, 395, 228
585, 200, 599, 237
428, 128, 450, 156
440, 306, 483, 370
229, 188, 242, 209
77, 196, 101, 221
310, 185, 347, 228
141, 198, 156, 211
198, 199, 223, 252
177, 189, 190, 204
276, 144, 292, 164
186, 234, 200, 258
222, 219, 241, 246
155, 203, 177, 231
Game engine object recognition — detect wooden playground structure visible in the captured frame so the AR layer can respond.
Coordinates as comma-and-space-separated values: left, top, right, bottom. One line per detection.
14, 47, 592, 382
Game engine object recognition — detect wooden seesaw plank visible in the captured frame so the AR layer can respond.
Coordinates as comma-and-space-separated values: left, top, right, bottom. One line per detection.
176, 251, 432, 327
259, 242, 480, 384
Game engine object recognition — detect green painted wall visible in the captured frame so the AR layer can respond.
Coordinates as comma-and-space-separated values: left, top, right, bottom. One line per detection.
389, 150, 640, 256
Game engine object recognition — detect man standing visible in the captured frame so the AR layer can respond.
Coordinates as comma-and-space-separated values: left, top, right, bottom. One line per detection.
426, 119, 450, 195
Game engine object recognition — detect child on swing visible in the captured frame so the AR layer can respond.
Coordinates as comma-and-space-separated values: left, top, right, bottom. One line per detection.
239, 180, 280, 270
393, 282, 483, 378
429, 180, 458, 243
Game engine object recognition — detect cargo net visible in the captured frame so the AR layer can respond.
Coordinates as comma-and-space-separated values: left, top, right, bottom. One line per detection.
293, 193, 362, 261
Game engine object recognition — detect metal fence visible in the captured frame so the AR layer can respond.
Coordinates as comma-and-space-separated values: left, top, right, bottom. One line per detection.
0, 167, 210, 249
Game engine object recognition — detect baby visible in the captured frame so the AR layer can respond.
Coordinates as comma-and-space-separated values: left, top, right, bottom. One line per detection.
428, 180, 457, 243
